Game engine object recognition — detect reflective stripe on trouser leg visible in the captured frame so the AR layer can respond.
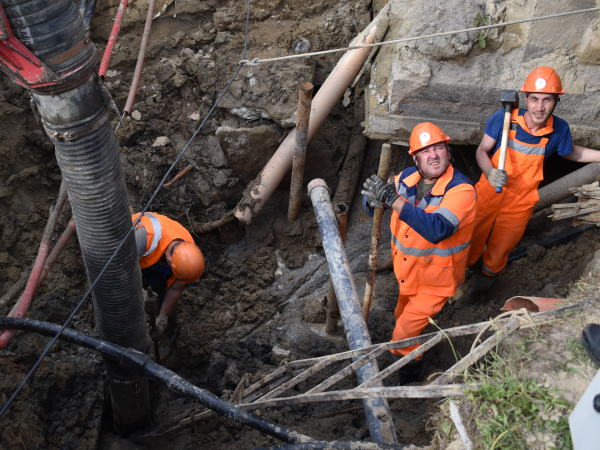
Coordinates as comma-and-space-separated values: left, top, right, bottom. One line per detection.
390, 293, 448, 357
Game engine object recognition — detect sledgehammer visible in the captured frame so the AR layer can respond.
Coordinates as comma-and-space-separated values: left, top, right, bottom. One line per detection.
496, 90, 520, 193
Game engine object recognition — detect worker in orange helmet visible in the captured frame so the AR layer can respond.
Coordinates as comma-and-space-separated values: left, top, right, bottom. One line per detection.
362, 122, 476, 383
132, 212, 205, 341
456, 67, 600, 308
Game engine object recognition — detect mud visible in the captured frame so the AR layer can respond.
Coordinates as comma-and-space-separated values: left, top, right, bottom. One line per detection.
1, 0, 600, 449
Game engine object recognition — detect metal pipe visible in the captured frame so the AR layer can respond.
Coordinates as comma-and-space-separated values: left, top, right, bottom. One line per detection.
123, 0, 155, 115
308, 179, 398, 444
288, 82, 314, 222
533, 163, 600, 213
325, 203, 348, 333
235, 11, 387, 225
98, 0, 128, 79
363, 143, 392, 321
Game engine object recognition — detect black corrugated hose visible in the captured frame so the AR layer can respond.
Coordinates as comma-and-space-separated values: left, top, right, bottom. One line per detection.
0, 317, 312, 444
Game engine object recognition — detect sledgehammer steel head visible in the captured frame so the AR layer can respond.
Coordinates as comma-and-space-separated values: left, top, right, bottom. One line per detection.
501, 90, 519, 109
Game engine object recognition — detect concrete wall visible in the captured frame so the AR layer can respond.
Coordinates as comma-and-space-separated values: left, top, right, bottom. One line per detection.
365, 0, 600, 148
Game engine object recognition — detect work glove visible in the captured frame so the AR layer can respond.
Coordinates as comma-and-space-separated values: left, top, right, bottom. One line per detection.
152, 313, 168, 342
361, 175, 399, 209
486, 168, 507, 189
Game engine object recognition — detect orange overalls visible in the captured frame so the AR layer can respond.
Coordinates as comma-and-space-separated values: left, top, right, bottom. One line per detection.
390, 165, 477, 356
132, 212, 194, 288
467, 110, 554, 276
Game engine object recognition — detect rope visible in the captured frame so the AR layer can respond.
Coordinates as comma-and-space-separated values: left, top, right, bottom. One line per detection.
470, 308, 536, 353
239, 6, 600, 66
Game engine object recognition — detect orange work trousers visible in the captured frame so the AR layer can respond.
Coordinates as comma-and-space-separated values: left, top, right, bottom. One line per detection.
390, 292, 448, 357
466, 180, 538, 276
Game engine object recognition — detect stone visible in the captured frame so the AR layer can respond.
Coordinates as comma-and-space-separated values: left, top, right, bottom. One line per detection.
152, 136, 170, 147
301, 297, 325, 323
271, 345, 291, 363
527, 244, 546, 262
131, 110, 142, 121
216, 125, 282, 179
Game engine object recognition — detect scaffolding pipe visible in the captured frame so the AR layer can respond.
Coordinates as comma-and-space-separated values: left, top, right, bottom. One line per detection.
235, 8, 388, 225
325, 203, 348, 333
0, 0, 151, 434
288, 82, 314, 222
533, 163, 600, 213
363, 143, 392, 322
308, 179, 398, 444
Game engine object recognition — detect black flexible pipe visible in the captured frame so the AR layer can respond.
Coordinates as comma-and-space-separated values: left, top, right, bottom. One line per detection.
251, 443, 418, 450
83, 0, 97, 27
79, 0, 88, 18
0, 317, 312, 445
0, 0, 151, 433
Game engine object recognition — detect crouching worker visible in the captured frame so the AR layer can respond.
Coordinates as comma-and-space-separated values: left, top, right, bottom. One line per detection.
132, 212, 205, 342
362, 123, 476, 382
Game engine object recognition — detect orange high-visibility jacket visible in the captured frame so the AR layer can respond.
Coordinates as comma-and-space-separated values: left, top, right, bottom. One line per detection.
488, 109, 553, 193
390, 165, 477, 297
132, 212, 194, 287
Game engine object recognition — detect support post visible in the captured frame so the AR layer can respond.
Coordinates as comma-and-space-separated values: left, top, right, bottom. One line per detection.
308, 179, 398, 444
363, 143, 393, 321
288, 82, 314, 222
325, 203, 348, 333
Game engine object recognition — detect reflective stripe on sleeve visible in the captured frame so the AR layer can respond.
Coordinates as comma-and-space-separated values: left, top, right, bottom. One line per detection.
143, 214, 162, 257
433, 207, 460, 233
508, 139, 545, 156
392, 234, 470, 257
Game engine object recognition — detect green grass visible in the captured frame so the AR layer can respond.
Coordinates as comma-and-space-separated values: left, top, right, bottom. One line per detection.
566, 337, 592, 365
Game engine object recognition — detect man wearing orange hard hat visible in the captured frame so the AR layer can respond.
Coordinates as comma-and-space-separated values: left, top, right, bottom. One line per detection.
456, 67, 600, 308
132, 212, 205, 341
362, 122, 476, 383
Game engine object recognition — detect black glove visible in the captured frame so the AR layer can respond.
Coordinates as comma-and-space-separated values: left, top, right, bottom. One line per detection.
361, 175, 399, 208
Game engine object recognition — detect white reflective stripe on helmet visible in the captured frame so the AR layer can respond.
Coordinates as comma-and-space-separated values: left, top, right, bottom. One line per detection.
143, 214, 162, 257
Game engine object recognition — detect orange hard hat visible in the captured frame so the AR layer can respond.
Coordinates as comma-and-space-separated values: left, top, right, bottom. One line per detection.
171, 242, 205, 283
409, 122, 450, 155
521, 67, 564, 95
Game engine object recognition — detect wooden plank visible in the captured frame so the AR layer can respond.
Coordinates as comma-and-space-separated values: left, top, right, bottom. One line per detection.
242, 366, 288, 398
257, 359, 333, 401
237, 384, 471, 410
358, 334, 443, 389
430, 318, 521, 386
306, 345, 387, 394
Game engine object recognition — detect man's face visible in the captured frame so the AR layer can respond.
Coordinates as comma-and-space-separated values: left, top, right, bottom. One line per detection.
412, 142, 450, 181
526, 93, 556, 125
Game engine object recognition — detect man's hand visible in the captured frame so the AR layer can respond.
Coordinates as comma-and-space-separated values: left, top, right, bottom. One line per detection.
486, 168, 507, 188
361, 175, 399, 208
152, 313, 168, 342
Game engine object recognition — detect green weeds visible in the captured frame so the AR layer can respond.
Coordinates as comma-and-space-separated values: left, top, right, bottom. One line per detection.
473, 12, 490, 48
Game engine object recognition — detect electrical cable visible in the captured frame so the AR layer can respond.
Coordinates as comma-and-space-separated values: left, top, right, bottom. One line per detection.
0, 0, 253, 421
238, 6, 600, 67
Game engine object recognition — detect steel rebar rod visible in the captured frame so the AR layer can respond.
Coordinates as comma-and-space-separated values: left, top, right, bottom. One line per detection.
308, 178, 398, 444
363, 143, 392, 321
288, 82, 314, 222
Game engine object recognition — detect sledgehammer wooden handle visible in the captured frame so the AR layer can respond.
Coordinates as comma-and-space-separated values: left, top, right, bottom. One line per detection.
496, 109, 511, 193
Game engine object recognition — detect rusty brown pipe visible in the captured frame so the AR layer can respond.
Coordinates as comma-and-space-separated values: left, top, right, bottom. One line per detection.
325, 203, 348, 333
288, 82, 314, 222
164, 164, 193, 187
234, 12, 385, 225
362, 143, 392, 322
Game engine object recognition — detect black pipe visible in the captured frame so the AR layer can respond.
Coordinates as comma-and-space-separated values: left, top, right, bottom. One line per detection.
0, 0, 151, 434
83, 0, 97, 27
251, 443, 418, 450
0, 317, 313, 445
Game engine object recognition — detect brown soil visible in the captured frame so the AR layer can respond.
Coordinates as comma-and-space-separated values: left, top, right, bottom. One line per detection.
1, 1, 599, 449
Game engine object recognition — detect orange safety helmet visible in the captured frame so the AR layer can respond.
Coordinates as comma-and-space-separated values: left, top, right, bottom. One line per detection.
171, 242, 205, 283
521, 67, 565, 95
409, 122, 450, 155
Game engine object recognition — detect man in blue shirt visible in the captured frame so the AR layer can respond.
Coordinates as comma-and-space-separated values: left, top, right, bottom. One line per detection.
456, 66, 600, 307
